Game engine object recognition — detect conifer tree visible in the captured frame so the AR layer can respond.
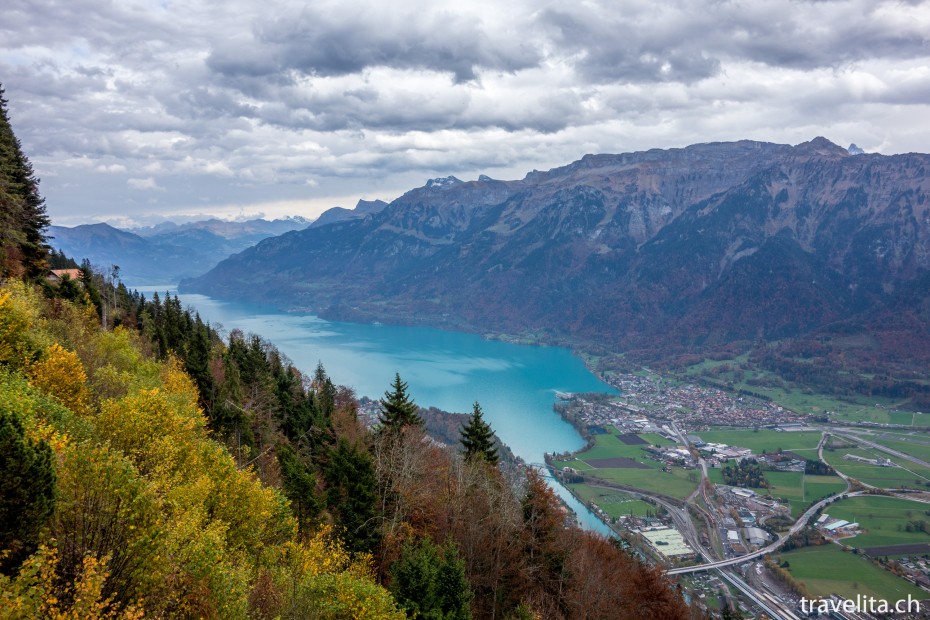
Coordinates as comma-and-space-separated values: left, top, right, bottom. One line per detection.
324, 437, 380, 553
460, 402, 498, 466
389, 538, 472, 620
0, 85, 49, 279
378, 372, 423, 432
0, 409, 56, 574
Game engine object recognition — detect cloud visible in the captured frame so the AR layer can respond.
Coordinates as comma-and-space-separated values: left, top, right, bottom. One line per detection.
127, 177, 163, 191
0, 0, 928, 225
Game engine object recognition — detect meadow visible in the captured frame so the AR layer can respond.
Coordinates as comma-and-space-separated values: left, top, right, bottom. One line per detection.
779, 544, 927, 602
822, 495, 930, 550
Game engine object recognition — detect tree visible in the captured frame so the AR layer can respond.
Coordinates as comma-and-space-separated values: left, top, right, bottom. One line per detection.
459, 402, 498, 466
389, 538, 472, 620
325, 437, 380, 553
277, 443, 322, 533
378, 373, 423, 432
0, 85, 49, 279
0, 409, 56, 574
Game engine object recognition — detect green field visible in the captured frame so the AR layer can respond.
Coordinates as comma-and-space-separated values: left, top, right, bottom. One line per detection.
699, 428, 823, 454
580, 433, 663, 462
873, 437, 930, 464
577, 468, 698, 500
823, 495, 930, 550
779, 544, 927, 601
824, 446, 930, 489
555, 433, 699, 499
566, 484, 658, 519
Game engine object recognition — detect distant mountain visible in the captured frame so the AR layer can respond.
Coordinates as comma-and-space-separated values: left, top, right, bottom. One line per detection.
181, 138, 930, 370
309, 200, 388, 228
50, 217, 310, 285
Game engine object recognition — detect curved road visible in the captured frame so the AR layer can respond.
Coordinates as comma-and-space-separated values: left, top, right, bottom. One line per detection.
667, 490, 863, 575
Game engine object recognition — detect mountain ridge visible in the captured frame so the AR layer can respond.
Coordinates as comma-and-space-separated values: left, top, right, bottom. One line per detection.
181, 138, 930, 371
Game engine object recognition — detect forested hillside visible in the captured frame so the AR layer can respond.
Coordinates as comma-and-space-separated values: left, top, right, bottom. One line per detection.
0, 85, 690, 619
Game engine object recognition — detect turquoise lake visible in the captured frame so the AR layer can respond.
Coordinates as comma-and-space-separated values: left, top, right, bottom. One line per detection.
139, 287, 617, 534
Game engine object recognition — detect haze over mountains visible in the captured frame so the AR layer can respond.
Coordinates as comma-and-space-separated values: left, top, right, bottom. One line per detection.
181, 138, 930, 369
50, 217, 310, 284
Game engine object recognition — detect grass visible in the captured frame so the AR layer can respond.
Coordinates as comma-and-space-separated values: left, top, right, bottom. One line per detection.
581, 468, 698, 499
873, 437, 930, 464
580, 433, 661, 462
823, 446, 930, 489
566, 483, 658, 519
699, 428, 823, 454
779, 544, 927, 601
822, 495, 930, 550
554, 432, 699, 499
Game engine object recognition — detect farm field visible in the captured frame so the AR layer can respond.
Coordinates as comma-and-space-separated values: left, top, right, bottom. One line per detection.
566, 484, 658, 519
822, 495, 930, 550
779, 544, 927, 602
824, 446, 930, 489
698, 429, 822, 455
872, 437, 930, 464
553, 433, 699, 499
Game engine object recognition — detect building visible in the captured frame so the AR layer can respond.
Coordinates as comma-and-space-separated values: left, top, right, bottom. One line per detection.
640, 527, 695, 560
47, 268, 83, 284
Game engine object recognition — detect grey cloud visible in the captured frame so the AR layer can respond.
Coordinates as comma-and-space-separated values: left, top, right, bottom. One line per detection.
538, 0, 930, 83
209, 6, 541, 83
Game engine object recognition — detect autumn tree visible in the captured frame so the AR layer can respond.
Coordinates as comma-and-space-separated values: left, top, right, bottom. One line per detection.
378, 373, 423, 432
459, 402, 498, 466
0, 409, 56, 574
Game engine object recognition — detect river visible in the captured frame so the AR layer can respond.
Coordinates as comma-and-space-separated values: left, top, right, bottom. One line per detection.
137, 286, 617, 535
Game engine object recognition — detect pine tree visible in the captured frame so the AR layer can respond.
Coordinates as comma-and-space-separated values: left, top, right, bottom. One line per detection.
460, 402, 498, 466
378, 372, 423, 432
0, 85, 49, 279
324, 438, 380, 553
389, 538, 472, 620
277, 443, 322, 533
0, 409, 56, 574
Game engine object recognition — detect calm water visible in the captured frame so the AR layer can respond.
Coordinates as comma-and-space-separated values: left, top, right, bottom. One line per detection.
138, 286, 617, 534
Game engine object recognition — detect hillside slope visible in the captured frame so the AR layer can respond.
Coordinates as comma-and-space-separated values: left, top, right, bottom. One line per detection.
182, 138, 930, 367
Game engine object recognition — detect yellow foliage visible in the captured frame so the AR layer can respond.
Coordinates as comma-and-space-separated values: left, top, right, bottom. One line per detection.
28, 343, 91, 416
0, 282, 48, 370
262, 528, 404, 620
161, 355, 200, 410
0, 545, 144, 620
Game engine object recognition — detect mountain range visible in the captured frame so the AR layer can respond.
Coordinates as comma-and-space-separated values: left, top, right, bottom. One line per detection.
180, 138, 930, 370
50, 217, 310, 285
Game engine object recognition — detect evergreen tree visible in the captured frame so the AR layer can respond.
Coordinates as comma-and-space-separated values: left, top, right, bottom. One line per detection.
378, 372, 423, 432
0, 409, 56, 574
389, 538, 472, 620
277, 443, 322, 533
324, 438, 380, 553
459, 402, 498, 466
0, 85, 49, 279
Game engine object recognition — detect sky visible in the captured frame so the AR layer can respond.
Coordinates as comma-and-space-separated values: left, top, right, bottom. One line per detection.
3, 0, 930, 227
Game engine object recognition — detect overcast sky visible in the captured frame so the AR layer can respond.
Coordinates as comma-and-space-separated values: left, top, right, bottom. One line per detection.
3, 0, 929, 226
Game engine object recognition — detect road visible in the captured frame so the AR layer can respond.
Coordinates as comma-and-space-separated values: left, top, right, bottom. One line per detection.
668, 490, 864, 575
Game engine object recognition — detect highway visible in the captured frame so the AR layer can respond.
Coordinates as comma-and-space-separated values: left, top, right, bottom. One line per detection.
667, 490, 863, 575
